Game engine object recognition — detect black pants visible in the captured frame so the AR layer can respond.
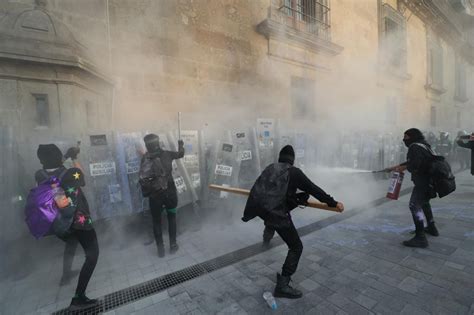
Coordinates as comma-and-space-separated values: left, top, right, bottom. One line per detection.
149, 192, 178, 246
263, 221, 303, 277
63, 228, 99, 296
409, 185, 434, 232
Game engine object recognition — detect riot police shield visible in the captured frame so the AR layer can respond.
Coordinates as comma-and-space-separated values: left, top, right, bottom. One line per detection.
256, 118, 276, 169
84, 134, 124, 219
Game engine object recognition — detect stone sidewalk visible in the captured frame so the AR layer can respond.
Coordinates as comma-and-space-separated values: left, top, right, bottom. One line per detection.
109, 171, 474, 315
0, 168, 388, 314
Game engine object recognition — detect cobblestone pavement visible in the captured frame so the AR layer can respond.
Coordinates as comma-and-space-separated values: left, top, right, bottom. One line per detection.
108, 171, 474, 315
1, 171, 473, 314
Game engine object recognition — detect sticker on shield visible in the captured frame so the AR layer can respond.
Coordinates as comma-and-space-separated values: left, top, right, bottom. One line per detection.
174, 176, 187, 194
222, 143, 233, 152
215, 164, 233, 176
90, 161, 116, 177
184, 154, 199, 167
239, 150, 252, 161
108, 184, 122, 203
191, 173, 201, 188
126, 159, 140, 174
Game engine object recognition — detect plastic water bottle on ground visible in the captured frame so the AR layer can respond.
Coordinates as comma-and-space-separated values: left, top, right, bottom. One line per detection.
263, 291, 277, 310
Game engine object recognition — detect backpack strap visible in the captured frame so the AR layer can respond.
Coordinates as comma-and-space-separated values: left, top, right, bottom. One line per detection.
411, 143, 437, 157
58, 168, 69, 182
38, 169, 49, 182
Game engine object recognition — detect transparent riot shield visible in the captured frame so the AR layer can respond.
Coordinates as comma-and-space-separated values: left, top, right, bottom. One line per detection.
158, 133, 194, 209
208, 140, 240, 198
115, 132, 145, 214
256, 118, 276, 170
231, 128, 261, 189
294, 132, 308, 170
84, 134, 124, 219
176, 130, 202, 201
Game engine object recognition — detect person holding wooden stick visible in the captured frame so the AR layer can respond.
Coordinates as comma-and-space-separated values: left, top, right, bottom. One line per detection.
242, 145, 344, 299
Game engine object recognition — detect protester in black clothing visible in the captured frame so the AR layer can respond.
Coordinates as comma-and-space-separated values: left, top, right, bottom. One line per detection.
387, 128, 439, 248
142, 134, 184, 257
35, 144, 99, 311
243, 145, 344, 299
456, 132, 474, 175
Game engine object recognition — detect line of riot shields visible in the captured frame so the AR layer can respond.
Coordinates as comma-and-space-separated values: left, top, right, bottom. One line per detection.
42, 121, 412, 223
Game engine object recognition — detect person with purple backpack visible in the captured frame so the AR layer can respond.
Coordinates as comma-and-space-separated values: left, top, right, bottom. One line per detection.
34, 144, 99, 311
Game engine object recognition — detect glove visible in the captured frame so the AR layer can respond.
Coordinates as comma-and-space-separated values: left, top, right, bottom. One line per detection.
178, 140, 184, 148
295, 192, 310, 206
64, 147, 80, 160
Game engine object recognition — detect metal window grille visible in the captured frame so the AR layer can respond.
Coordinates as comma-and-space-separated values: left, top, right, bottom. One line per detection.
273, 0, 331, 40
33, 94, 49, 127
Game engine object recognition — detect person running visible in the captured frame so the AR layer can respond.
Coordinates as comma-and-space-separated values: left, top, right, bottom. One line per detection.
35, 144, 99, 311
242, 145, 344, 299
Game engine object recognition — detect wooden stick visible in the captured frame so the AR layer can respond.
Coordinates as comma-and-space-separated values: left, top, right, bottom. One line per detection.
209, 184, 343, 213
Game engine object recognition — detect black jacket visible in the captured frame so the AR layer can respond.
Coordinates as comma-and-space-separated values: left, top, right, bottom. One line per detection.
147, 144, 185, 191
401, 141, 433, 187
243, 161, 337, 228
456, 139, 474, 175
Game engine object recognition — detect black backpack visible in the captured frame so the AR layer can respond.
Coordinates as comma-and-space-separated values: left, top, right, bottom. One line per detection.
413, 143, 456, 198
242, 163, 290, 223
139, 153, 168, 197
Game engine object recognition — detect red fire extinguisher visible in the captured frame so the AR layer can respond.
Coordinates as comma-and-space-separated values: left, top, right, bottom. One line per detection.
386, 171, 404, 200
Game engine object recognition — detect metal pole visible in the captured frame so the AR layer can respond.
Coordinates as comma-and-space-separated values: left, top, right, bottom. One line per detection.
178, 112, 182, 140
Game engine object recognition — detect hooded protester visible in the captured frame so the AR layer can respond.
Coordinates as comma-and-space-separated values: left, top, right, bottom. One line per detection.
387, 128, 439, 248
141, 134, 184, 257
243, 145, 344, 299
456, 132, 474, 175
34, 144, 99, 311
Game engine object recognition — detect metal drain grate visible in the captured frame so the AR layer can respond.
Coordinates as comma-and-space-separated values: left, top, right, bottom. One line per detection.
53, 186, 413, 315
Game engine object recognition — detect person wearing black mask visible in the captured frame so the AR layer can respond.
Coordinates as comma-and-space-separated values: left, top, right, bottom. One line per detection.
386, 128, 439, 248
35, 144, 99, 311
243, 145, 344, 299
456, 132, 474, 175
142, 134, 184, 257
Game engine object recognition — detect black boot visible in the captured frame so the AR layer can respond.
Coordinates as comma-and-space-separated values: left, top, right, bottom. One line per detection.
170, 243, 179, 254
403, 226, 428, 248
273, 273, 302, 299
69, 294, 98, 311
425, 223, 439, 236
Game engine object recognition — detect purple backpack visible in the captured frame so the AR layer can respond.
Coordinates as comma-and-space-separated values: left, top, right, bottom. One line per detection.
25, 170, 66, 239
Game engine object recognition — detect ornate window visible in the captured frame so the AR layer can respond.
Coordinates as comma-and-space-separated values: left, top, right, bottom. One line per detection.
454, 56, 468, 102
379, 3, 408, 75
426, 30, 445, 94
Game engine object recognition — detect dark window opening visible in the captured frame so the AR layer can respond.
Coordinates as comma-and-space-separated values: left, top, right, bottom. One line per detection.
33, 94, 49, 127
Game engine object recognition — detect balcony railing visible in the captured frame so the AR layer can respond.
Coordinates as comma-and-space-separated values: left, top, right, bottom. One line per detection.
269, 0, 331, 41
